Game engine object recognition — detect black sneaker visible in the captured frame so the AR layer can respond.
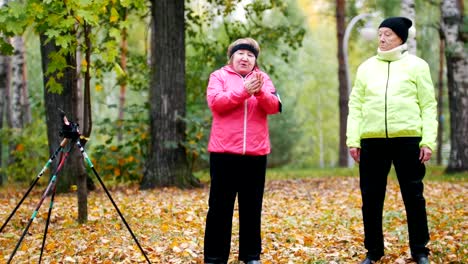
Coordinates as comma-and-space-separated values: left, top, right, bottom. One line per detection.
360, 258, 376, 264
414, 256, 429, 264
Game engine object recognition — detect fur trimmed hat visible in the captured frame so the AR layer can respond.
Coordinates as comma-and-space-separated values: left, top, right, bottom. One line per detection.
379, 17, 413, 43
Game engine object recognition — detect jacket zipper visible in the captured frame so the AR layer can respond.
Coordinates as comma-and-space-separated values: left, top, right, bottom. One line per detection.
385, 62, 390, 138
241, 74, 251, 155
243, 100, 248, 154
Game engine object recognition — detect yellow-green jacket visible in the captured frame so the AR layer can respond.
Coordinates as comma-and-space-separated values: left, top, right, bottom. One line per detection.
346, 45, 438, 150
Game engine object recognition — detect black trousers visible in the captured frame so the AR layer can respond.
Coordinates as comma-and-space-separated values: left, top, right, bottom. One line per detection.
204, 153, 267, 264
359, 138, 430, 260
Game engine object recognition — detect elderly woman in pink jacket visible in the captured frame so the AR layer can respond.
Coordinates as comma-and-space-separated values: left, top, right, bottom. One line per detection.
203, 37, 281, 264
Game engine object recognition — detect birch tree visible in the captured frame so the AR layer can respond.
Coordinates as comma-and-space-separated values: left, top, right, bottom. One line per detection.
2, 0, 31, 173
440, 0, 468, 172
0, 50, 7, 186
8, 36, 30, 129
0, 0, 7, 186
401, 0, 417, 54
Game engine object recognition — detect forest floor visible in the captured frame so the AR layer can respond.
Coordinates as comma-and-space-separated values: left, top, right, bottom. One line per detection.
0, 174, 466, 264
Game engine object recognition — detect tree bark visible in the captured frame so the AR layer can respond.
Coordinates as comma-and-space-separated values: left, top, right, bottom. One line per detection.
74, 22, 95, 223
401, 0, 417, 54
118, 9, 128, 142
82, 23, 92, 140
21, 40, 31, 125
436, 33, 445, 165
6, 36, 29, 169
440, 0, 468, 172
9, 36, 30, 128
336, 0, 348, 167
0, 52, 8, 186
8, 36, 26, 131
142, 0, 200, 189
0, 0, 8, 185
39, 34, 88, 196
40, 34, 72, 190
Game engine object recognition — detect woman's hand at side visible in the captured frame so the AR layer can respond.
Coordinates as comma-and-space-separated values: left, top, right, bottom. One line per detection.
349, 147, 361, 163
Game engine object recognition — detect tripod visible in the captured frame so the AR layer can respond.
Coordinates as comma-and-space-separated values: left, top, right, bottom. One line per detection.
0, 115, 151, 263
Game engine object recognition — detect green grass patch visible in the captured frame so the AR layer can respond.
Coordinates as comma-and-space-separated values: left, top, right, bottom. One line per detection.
1, 165, 465, 192
266, 166, 360, 179
195, 165, 467, 183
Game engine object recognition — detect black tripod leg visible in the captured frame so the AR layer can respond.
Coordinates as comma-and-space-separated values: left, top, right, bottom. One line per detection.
39, 185, 57, 264
7, 144, 72, 263
7, 214, 35, 264
7, 175, 59, 264
77, 141, 151, 264
0, 140, 67, 233
0, 177, 40, 233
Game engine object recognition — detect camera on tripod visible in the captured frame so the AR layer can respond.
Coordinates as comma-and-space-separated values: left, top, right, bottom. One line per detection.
58, 109, 80, 140
60, 120, 80, 140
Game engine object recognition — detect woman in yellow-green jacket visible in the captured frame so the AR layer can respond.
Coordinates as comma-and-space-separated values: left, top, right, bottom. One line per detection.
346, 17, 437, 264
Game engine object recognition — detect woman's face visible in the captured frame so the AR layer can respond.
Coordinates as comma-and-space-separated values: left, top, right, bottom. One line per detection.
231, 49, 256, 76
378, 27, 403, 51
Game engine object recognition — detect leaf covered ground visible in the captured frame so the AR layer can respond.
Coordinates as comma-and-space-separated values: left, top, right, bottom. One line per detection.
0, 177, 466, 264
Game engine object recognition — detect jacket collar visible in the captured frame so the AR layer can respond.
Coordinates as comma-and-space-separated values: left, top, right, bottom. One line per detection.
376, 43, 408, 62
223, 65, 258, 77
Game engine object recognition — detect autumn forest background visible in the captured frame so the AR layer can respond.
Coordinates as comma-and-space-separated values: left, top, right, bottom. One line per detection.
0, 0, 466, 263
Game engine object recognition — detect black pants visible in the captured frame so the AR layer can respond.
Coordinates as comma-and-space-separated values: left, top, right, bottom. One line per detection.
204, 153, 267, 264
359, 138, 430, 260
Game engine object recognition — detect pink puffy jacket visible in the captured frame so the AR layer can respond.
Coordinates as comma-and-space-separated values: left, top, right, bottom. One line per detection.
207, 65, 281, 156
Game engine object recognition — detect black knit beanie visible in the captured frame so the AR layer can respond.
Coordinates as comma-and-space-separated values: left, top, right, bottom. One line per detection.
379, 17, 412, 43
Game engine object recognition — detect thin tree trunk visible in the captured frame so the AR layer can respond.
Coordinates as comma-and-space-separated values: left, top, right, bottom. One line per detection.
142, 0, 200, 189
0, 53, 8, 186
0, 0, 6, 185
8, 36, 26, 129
440, 0, 468, 172
82, 23, 92, 139
118, 9, 128, 142
21, 38, 31, 124
7, 36, 28, 168
401, 0, 417, 54
317, 95, 324, 168
74, 22, 94, 223
76, 25, 83, 131
76, 22, 95, 223
436, 33, 445, 165
336, 0, 348, 167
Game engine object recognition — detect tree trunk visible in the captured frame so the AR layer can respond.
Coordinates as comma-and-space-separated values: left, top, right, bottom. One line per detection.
6, 36, 29, 169
82, 23, 93, 139
21, 46, 31, 125
39, 34, 88, 195
317, 96, 324, 168
9, 36, 31, 126
8, 36, 25, 129
73, 22, 94, 223
40, 34, 72, 191
401, 0, 417, 54
118, 9, 128, 142
440, 0, 468, 172
0, 0, 8, 185
336, 0, 348, 167
436, 33, 445, 165
0, 52, 8, 186
142, 0, 200, 189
